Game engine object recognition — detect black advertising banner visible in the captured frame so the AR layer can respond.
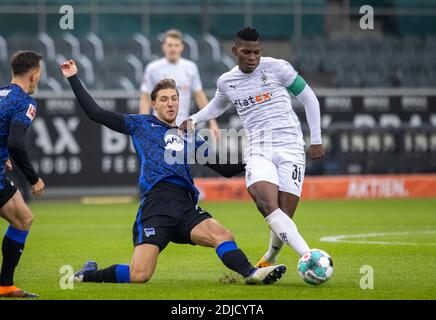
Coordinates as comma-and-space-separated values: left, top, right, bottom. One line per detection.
28, 96, 140, 188
308, 95, 436, 127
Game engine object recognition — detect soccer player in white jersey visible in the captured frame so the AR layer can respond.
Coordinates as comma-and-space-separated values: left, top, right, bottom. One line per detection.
139, 29, 219, 138
180, 27, 325, 267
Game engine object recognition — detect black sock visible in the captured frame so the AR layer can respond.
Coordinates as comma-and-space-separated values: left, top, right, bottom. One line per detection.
83, 264, 130, 283
1, 236, 25, 286
216, 241, 255, 278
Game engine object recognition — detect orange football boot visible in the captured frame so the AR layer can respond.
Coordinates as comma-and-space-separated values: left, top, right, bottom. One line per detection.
0, 285, 38, 298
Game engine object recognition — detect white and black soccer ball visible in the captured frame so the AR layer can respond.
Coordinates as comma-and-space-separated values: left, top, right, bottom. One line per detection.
297, 249, 333, 285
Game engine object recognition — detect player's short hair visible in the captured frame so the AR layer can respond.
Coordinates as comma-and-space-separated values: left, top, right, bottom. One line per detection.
235, 27, 261, 45
163, 29, 183, 43
11, 50, 43, 76
151, 79, 179, 101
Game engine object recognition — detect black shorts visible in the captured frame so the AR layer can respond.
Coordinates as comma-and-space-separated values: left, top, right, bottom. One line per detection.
0, 178, 18, 208
132, 181, 212, 251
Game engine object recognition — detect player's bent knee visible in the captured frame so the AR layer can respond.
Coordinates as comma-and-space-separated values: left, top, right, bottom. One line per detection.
220, 228, 234, 242
15, 213, 33, 230
130, 270, 152, 284
249, 186, 278, 215
213, 227, 234, 245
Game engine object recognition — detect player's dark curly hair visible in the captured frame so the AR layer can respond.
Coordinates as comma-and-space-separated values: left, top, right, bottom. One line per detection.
11, 50, 43, 76
151, 78, 179, 101
235, 27, 261, 44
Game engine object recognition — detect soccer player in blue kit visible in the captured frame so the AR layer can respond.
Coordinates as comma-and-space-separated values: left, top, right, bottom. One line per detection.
0, 51, 45, 298
60, 60, 286, 285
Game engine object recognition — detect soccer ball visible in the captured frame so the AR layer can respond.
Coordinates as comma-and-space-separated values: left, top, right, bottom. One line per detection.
297, 249, 333, 285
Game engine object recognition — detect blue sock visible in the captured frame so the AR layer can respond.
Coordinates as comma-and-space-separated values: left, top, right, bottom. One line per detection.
1, 225, 29, 286
216, 241, 255, 278
115, 264, 130, 283
5, 225, 29, 244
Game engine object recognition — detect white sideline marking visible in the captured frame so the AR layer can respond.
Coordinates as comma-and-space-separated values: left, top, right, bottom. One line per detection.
320, 230, 436, 246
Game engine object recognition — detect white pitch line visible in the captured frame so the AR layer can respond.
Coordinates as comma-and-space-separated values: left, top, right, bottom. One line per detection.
320, 230, 436, 246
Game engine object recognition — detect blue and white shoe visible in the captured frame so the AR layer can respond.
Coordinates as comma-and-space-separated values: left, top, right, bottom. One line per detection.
245, 264, 287, 285
72, 260, 98, 282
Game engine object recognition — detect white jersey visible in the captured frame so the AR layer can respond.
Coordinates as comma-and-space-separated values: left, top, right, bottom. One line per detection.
214, 57, 305, 153
140, 58, 203, 125
190, 56, 322, 193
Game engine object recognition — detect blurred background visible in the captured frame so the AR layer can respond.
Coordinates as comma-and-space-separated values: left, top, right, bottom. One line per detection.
0, 0, 435, 199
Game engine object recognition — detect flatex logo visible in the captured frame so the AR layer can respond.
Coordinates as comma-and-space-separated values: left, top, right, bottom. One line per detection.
233, 92, 272, 109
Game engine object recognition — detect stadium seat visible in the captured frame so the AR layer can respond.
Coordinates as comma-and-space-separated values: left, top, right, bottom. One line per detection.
2, 30, 434, 90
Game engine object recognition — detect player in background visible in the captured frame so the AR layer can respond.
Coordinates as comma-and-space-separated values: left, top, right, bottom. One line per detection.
0, 51, 45, 298
139, 29, 220, 139
180, 27, 324, 267
60, 60, 286, 285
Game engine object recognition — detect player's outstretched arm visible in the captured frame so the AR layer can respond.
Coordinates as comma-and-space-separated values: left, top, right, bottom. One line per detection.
179, 91, 228, 136
194, 90, 220, 140
190, 95, 228, 125
60, 60, 126, 134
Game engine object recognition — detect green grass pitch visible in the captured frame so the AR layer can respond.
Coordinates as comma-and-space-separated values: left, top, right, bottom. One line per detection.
1, 198, 435, 300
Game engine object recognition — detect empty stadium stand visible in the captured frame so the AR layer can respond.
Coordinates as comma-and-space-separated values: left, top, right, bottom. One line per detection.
0, 0, 435, 90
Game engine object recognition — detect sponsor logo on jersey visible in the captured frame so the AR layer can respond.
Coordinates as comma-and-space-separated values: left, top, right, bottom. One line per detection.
233, 92, 272, 108
261, 70, 268, 85
164, 133, 184, 152
144, 227, 155, 237
26, 104, 37, 121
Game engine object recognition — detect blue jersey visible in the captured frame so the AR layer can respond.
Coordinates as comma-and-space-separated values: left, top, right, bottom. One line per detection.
122, 114, 207, 203
0, 84, 37, 188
